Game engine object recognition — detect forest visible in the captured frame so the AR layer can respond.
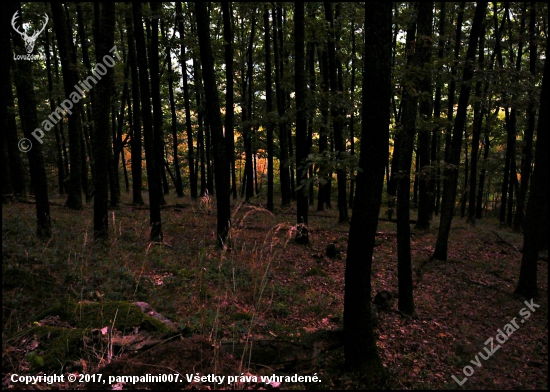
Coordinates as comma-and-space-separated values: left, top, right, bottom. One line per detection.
2, 1, 548, 390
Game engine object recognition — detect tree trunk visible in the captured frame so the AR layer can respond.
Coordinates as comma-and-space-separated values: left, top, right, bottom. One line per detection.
274, 4, 290, 206
52, 2, 83, 210
195, 1, 231, 247
514, 3, 537, 232
433, 2, 487, 261
167, 28, 184, 198
177, 3, 197, 199
295, 2, 309, 244
467, 19, 487, 224
133, 2, 163, 242
222, 2, 237, 200
126, 7, 144, 205
92, 2, 115, 240
325, 2, 348, 224
396, 8, 419, 316
264, 5, 274, 211
9, 2, 51, 237
344, 3, 391, 379
515, 18, 549, 298
150, 2, 168, 202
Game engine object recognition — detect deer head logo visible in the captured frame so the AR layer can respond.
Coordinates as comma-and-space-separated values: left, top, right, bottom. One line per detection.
11, 11, 49, 54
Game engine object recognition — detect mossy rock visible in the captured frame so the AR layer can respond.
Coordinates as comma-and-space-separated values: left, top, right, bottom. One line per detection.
23, 326, 87, 371
37, 300, 173, 335
20, 301, 176, 371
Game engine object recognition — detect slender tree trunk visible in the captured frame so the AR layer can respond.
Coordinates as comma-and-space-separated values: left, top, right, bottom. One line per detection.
195, 1, 231, 247
126, 7, 144, 205
349, 21, 356, 209
167, 32, 184, 197
150, 2, 168, 202
133, 2, 163, 242
243, 11, 256, 202
325, 2, 348, 223
274, 4, 290, 206
9, 2, 51, 237
430, 2, 446, 218
295, 2, 309, 244
317, 46, 331, 211
52, 2, 83, 210
476, 131, 490, 219
433, 2, 487, 261
222, 2, 237, 200
264, 5, 274, 211
92, 2, 115, 240
43, 28, 65, 195
444, 2, 465, 167
414, 2, 433, 231
5, 75, 26, 195
177, 3, 197, 199
467, 20, 487, 224
396, 8, 420, 316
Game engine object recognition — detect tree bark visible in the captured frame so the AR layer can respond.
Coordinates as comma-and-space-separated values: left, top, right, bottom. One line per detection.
433, 2, 487, 261
295, 2, 309, 244
515, 15, 549, 297
195, 1, 231, 247
92, 2, 115, 240
344, 3, 391, 379
133, 2, 163, 242
52, 2, 83, 210
9, 2, 51, 237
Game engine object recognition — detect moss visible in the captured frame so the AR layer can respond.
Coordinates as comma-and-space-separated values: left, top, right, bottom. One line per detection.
37, 301, 172, 334
24, 326, 87, 371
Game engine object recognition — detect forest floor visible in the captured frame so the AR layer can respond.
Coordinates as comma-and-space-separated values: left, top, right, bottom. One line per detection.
2, 193, 548, 390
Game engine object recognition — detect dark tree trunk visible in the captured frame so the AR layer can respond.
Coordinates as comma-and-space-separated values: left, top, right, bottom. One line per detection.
430, 2, 446, 218
515, 17, 549, 297
9, 2, 51, 237
177, 3, 197, 199
222, 2, 237, 200
317, 46, 331, 211
205, 118, 213, 195
295, 2, 309, 244
433, 2, 487, 261
133, 2, 163, 242
414, 3, 433, 230
444, 2, 465, 165
467, 19, 487, 224
243, 10, 256, 203
195, 1, 231, 247
126, 7, 144, 205
349, 20, 356, 209
92, 2, 115, 240
52, 2, 83, 210
150, 2, 168, 202
476, 132, 490, 219
5, 62, 27, 195
396, 8, 419, 317
264, 5, 274, 211
325, 2, 348, 224
274, 4, 290, 206
514, 3, 537, 232
43, 28, 64, 195
344, 3, 391, 379
167, 30, 184, 198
